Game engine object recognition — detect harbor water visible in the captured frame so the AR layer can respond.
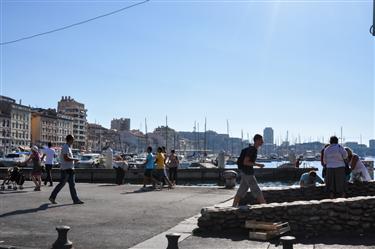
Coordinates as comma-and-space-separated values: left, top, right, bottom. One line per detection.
224, 157, 375, 188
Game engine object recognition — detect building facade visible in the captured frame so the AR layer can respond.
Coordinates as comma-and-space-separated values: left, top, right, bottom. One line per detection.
262, 127, 275, 155
56, 113, 74, 147
0, 96, 32, 153
87, 123, 122, 152
57, 96, 87, 149
0, 109, 11, 155
31, 108, 74, 147
263, 127, 274, 144
111, 118, 131, 132
370, 140, 375, 149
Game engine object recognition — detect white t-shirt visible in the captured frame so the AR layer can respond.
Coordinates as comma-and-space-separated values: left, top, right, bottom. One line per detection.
60, 144, 74, 170
323, 144, 348, 168
43, 147, 55, 165
351, 156, 372, 182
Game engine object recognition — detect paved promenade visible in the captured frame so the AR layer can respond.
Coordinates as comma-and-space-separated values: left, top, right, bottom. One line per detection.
1, 182, 375, 249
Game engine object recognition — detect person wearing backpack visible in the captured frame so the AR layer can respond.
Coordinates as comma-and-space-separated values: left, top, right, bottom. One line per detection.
232, 134, 266, 207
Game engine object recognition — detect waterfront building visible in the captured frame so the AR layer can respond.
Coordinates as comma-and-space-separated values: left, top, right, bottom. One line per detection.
0, 105, 11, 155
262, 127, 275, 156
57, 96, 87, 149
111, 118, 130, 132
119, 129, 146, 153
87, 123, 122, 152
31, 108, 73, 147
370, 140, 375, 149
263, 127, 274, 145
0, 96, 32, 152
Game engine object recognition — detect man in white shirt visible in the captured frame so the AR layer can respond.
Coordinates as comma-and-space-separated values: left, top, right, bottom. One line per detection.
41, 142, 55, 186
49, 135, 84, 204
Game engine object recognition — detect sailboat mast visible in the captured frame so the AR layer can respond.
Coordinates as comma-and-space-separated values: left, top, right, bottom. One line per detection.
204, 117, 207, 155
165, 116, 168, 150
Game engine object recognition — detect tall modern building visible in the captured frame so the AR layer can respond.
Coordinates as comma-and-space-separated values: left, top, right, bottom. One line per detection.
111, 118, 130, 132
370, 139, 375, 149
263, 127, 274, 145
57, 96, 87, 149
262, 127, 275, 155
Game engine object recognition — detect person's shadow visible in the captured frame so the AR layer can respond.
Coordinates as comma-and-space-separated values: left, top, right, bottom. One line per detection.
0, 203, 74, 218
121, 186, 157, 194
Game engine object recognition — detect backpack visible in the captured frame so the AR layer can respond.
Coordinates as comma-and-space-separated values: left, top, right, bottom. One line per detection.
237, 148, 247, 170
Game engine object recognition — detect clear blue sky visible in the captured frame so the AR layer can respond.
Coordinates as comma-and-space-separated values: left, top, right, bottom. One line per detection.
1, 0, 374, 145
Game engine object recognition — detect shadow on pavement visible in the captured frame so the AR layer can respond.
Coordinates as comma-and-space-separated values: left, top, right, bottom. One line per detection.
0, 203, 74, 218
121, 187, 157, 194
193, 228, 375, 246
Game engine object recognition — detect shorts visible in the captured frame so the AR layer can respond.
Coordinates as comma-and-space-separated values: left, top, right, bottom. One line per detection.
236, 171, 262, 199
144, 169, 153, 177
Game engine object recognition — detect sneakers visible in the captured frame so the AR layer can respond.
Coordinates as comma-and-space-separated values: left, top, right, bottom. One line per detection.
49, 197, 57, 204
73, 200, 84, 205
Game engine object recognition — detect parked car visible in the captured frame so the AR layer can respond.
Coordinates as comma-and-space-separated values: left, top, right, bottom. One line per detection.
76, 154, 100, 168
0, 152, 30, 167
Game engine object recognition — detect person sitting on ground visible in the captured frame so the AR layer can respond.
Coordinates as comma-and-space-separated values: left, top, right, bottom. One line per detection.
345, 147, 371, 182
299, 170, 324, 188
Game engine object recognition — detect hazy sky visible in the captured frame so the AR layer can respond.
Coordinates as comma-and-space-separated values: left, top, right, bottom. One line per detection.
1, 0, 374, 144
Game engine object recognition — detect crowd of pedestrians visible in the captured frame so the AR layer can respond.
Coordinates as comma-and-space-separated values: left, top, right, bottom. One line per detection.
2, 133, 371, 206
142, 146, 179, 190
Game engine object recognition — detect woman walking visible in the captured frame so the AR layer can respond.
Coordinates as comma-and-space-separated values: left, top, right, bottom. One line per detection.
167, 150, 179, 186
23, 145, 43, 191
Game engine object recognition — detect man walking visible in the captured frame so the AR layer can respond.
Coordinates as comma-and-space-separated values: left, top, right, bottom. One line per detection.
49, 135, 84, 204
41, 142, 55, 186
232, 134, 266, 207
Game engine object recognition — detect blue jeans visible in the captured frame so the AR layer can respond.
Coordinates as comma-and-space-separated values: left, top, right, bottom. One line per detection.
50, 169, 80, 202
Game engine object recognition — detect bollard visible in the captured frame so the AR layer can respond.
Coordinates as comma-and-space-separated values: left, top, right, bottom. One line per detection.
52, 226, 73, 249
166, 233, 181, 249
280, 236, 296, 249
222, 170, 237, 189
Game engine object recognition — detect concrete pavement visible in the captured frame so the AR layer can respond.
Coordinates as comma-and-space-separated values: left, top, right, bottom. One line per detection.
0, 181, 235, 249
1, 181, 375, 249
